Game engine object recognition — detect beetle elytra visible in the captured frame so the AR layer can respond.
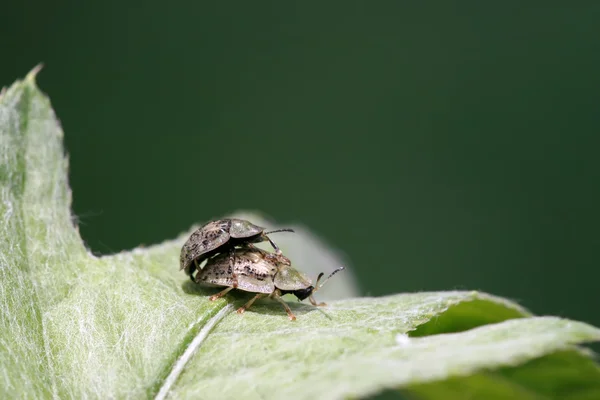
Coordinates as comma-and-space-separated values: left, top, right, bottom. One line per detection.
180, 218, 294, 284
196, 247, 344, 320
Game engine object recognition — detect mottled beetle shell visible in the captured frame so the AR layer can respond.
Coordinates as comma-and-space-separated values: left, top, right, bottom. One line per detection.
197, 247, 344, 320
196, 248, 280, 294
179, 219, 265, 275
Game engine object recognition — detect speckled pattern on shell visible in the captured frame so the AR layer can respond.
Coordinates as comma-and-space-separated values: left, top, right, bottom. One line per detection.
196, 248, 280, 294
179, 219, 267, 273
179, 219, 231, 272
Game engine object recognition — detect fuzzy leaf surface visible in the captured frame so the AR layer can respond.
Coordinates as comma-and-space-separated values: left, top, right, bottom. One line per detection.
0, 71, 599, 400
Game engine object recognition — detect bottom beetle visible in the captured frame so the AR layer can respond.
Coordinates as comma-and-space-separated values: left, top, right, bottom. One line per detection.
195, 247, 344, 320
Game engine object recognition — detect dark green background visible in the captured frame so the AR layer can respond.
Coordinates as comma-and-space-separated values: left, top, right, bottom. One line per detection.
3, 3, 599, 334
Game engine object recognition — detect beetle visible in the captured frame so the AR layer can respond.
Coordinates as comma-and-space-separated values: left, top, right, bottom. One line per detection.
195, 247, 344, 320
179, 218, 294, 283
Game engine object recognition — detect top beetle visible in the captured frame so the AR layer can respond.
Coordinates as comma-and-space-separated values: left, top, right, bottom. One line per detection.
180, 218, 293, 281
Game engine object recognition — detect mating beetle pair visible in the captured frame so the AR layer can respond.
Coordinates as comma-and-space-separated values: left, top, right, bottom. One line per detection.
180, 218, 343, 320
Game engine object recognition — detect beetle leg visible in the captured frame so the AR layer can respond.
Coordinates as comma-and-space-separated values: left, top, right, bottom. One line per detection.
271, 290, 297, 321
209, 287, 234, 301
263, 249, 291, 266
189, 259, 200, 282
264, 234, 282, 255
308, 295, 327, 307
229, 247, 239, 288
237, 293, 267, 314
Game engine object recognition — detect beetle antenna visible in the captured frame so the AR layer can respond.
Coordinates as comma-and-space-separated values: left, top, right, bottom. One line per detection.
263, 229, 294, 253
264, 228, 295, 235
314, 266, 345, 291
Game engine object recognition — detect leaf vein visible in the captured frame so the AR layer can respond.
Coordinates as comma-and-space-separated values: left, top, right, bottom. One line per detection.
155, 304, 233, 400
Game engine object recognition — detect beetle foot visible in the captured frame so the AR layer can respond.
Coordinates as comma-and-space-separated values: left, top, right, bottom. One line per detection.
237, 293, 265, 315
288, 313, 297, 321
209, 287, 234, 301
308, 295, 326, 307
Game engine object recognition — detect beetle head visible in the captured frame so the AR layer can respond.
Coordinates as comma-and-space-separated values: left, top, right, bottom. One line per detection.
289, 267, 345, 302
292, 285, 315, 301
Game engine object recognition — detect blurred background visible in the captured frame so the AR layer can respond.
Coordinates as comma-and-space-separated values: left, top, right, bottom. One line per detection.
2, 3, 599, 334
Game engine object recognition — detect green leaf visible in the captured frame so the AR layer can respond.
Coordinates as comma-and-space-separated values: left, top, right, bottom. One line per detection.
1, 69, 599, 400
404, 349, 600, 400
